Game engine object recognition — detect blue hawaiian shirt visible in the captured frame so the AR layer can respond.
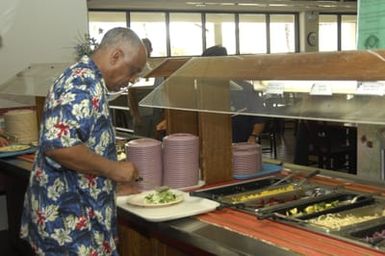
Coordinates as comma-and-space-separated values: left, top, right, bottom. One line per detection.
21, 56, 118, 256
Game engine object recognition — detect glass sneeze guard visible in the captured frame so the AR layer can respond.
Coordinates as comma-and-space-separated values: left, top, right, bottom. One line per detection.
140, 54, 385, 125
0, 63, 70, 97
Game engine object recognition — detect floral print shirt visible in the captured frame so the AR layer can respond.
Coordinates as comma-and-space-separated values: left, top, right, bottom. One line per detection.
21, 56, 118, 256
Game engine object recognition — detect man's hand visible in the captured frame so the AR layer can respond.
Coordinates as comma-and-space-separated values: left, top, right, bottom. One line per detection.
109, 161, 139, 183
156, 119, 167, 131
0, 137, 9, 147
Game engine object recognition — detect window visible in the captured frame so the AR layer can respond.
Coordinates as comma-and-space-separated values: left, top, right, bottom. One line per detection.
239, 14, 267, 54
319, 15, 338, 52
269, 14, 296, 53
130, 12, 167, 57
169, 13, 203, 56
206, 13, 236, 55
341, 15, 357, 50
88, 12, 127, 43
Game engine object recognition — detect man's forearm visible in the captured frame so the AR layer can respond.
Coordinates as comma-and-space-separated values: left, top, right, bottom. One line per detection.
44, 144, 116, 177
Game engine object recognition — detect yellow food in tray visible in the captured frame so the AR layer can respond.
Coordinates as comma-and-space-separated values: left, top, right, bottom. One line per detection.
0, 144, 30, 152
309, 209, 385, 230
229, 184, 296, 203
286, 200, 340, 217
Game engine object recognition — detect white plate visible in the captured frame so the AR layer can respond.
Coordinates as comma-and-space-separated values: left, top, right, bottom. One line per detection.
117, 193, 220, 222
126, 189, 184, 207
177, 180, 206, 191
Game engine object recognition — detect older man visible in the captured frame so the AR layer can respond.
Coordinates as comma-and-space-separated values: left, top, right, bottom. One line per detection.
21, 27, 147, 255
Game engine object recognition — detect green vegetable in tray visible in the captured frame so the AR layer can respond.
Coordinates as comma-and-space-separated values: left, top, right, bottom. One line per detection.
144, 188, 177, 204
286, 200, 340, 217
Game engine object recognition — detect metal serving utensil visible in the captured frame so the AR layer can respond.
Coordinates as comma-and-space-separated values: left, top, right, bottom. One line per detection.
268, 172, 299, 188
257, 211, 309, 225
272, 212, 308, 224
267, 169, 320, 190
135, 176, 169, 192
294, 169, 321, 188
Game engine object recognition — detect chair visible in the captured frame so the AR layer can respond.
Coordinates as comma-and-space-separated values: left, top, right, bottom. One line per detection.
305, 121, 357, 173
257, 119, 279, 159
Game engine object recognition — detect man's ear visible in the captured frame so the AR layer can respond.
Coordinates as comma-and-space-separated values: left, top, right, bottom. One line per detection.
110, 48, 123, 65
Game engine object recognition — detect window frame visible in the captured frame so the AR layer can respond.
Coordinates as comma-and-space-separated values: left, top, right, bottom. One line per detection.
88, 9, 356, 56
319, 12, 357, 51
88, 9, 300, 57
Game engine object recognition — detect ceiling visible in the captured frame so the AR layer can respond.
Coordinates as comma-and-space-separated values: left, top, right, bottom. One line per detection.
87, 0, 357, 13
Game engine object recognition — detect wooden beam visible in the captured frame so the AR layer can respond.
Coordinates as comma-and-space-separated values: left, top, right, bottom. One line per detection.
144, 57, 190, 78
182, 50, 385, 81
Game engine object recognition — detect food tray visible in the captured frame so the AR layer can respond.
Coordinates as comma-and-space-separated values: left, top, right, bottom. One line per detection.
220, 183, 303, 204
306, 203, 385, 232
192, 176, 333, 212
342, 216, 385, 249
117, 193, 220, 222
190, 177, 286, 200
233, 185, 332, 209
258, 192, 375, 221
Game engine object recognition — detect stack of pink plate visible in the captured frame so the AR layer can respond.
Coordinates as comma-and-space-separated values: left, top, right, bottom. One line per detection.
163, 133, 199, 188
125, 138, 162, 190
232, 142, 262, 176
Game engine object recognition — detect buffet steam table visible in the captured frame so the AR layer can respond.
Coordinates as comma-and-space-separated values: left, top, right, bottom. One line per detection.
1, 156, 385, 256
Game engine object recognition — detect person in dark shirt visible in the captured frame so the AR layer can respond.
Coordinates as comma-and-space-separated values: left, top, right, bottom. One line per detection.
128, 38, 165, 139
202, 45, 265, 143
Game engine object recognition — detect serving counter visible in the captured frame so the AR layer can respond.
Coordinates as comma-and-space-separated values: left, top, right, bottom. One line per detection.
2, 156, 385, 256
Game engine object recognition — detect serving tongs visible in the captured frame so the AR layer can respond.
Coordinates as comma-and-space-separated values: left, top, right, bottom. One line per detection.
268, 212, 309, 225
293, 169, 321, 187
135, 176, 169, 192
215, 200, 265, 211
267, 169, 320, 189
256, 192, 375, 222
341, 195, 366, 205
218, 171, 320, 211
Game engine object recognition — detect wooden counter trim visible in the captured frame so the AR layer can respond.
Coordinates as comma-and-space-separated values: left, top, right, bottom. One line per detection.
197, 209, 384, 256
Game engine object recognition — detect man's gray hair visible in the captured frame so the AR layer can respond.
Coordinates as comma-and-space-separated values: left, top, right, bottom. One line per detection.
98, 27, 142, 50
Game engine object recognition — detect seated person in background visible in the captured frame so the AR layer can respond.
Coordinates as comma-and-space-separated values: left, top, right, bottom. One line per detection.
128, 38, 165, 139
202, 45, 265, 143
231, 83, 265, 143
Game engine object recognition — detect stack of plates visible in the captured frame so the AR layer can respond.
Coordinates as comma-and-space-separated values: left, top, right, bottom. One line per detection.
232, 142, 262, 177
125, 138, 162, 190
163, 133, 199, 188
